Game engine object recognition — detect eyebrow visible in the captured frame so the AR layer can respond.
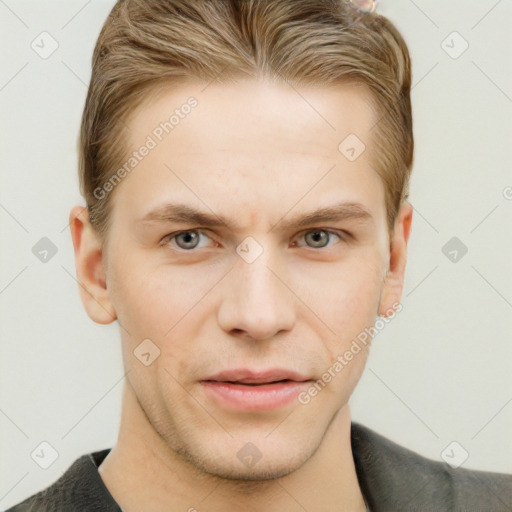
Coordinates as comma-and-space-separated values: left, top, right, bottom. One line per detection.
137, 201, 373, 231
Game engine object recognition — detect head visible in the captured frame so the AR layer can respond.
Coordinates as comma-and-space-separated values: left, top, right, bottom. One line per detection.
71, 0, 413, 481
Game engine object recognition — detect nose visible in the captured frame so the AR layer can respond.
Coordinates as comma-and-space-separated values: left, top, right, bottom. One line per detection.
217, 249, 295, 341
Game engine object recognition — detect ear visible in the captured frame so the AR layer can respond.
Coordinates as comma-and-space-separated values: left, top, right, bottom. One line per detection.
378, 202, 413, 316
69, 206, 117, 324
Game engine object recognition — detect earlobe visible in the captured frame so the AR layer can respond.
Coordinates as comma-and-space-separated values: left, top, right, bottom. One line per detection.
378, 202, 413, 316
69, 206, 117, 324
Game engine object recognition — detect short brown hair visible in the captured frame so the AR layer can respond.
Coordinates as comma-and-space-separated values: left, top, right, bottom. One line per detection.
79, 0, 413, 238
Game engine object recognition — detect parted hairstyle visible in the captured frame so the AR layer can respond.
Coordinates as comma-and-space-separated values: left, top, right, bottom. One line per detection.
79, 0, 413, 238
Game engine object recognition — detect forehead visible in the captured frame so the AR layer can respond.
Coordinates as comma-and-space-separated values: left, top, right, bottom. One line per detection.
129, 78, 376, 157
110, 78, 385, 231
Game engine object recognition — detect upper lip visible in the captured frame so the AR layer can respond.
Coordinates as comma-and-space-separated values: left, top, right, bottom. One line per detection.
203, 368, 311, 384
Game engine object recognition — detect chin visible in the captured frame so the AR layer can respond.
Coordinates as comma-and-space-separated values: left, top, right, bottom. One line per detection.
191, 450, 310, 482
169, 431, 321, 483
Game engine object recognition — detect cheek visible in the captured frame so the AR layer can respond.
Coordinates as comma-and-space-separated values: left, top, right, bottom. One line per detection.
337, 259, 384, 326
305, 258, 383, 404
107, 253, 224, 345
105, 247, 229, 394
292, 252, 385, 338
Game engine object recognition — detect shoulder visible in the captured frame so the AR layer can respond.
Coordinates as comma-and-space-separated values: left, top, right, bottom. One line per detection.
5, 449, 121, 512
351, 422, 512, 512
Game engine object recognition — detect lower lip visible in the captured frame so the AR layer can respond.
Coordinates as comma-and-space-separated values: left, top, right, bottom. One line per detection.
201, 380, 311, 411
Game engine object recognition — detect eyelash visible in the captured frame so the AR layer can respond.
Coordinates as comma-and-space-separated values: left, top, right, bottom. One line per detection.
160, 228, 349, 251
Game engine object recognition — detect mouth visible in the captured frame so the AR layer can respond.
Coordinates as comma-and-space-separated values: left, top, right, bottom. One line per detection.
204, 379, 298, 386
200, 368, 313, 411
203, 368, 311, 384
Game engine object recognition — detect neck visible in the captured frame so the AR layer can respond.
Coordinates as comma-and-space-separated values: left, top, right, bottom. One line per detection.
98, 382, 367, 512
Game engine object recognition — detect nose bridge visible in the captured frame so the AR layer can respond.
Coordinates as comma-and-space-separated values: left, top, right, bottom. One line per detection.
237, 250, 279, 301
217, 244, 295, 340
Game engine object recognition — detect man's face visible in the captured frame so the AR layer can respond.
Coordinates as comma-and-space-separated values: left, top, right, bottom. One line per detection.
99, 79, 399, 479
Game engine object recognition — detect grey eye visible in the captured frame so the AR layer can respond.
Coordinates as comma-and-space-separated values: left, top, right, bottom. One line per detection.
304, 230, 330, 248
175, 230, 200, 249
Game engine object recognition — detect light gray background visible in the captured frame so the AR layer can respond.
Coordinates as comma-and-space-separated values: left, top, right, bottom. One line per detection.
1, 0, 511, 508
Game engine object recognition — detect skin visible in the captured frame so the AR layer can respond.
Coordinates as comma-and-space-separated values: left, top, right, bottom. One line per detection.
70, 78, 412, 512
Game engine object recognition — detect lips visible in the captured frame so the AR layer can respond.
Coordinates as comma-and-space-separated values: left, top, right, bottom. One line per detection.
202, 368, 311, 385
200, 368, 312, 411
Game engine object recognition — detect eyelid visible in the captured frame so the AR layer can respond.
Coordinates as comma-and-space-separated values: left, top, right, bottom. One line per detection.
159, 227, 350, 250
160, 228, 216, 249
287, 229, 344, 250
294, 227, 349, 242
